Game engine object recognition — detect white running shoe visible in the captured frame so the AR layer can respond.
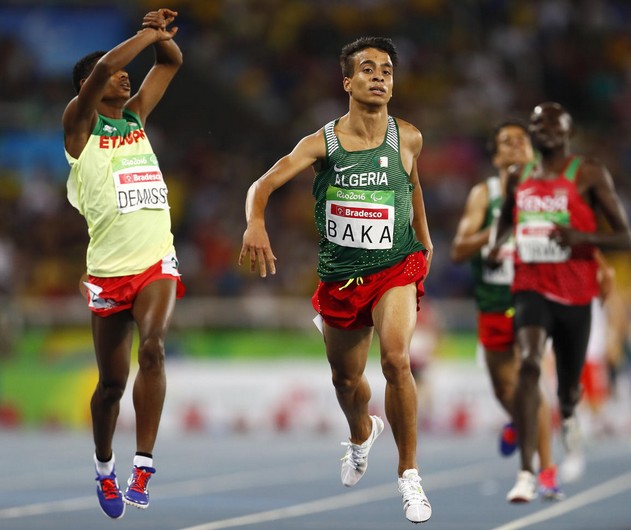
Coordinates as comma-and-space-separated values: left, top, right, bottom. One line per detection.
507, 470, 537, 503
561, 415, 582, 453
398, 469, 432, 523
560, 450, 586, 483
340, 415, 384, 487
560, 415, 586, 483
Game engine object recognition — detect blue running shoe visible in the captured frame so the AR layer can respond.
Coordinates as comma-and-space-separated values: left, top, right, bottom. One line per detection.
95, 469, 125, 519
124, 466, 155, 509
499, 422, 518, 457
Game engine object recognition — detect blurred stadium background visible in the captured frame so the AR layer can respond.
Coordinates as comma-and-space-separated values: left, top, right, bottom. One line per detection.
0, 0, 630, 439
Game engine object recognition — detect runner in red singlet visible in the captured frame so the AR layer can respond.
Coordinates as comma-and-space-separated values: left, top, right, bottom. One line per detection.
451, 121, 561, 500
489, 102, 631, 501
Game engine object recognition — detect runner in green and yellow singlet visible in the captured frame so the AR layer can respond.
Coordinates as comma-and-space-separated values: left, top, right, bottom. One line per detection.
240, 37, 432, 524
62, 9, 183, 519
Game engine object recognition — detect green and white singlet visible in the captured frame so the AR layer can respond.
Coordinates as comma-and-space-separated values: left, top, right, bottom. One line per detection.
313, 116, 425, 281
470, 176, 514, 313
65, 109, 174, 277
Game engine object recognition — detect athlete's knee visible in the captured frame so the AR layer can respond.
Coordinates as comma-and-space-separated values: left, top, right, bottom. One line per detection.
380, 350, 411, 383
137, 335, 166, 372
331, 375, 360, 395
330, 368, 363, 394
96, 378, 126, 404
518, 355, 541, 384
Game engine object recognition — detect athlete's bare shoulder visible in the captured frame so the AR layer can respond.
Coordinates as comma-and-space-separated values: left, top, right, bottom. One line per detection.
393, 117, 421, 137
298, 127, 328, 158
284, 126, 328, 172
469, 180, 490, 205
579, 155, 608, 175
394, 117, 423, 155
575, 154, 614, 192
63, 95, 99, 158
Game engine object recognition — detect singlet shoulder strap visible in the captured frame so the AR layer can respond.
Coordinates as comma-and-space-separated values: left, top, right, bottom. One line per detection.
486, 176, 501, 202
122, 108, 141, 124
323, 120, 340, 157
385, 116, 399, 152
519, 160, 537, 182
563, 156, 583, 182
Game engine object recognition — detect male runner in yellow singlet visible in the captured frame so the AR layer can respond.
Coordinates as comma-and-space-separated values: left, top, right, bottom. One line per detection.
63, 8, 184, 519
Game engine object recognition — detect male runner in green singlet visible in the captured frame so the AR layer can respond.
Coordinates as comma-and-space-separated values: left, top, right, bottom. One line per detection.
489, 102, 631, 502
240, 37, 433, 524
63, 9, 184, 519
451, 121, 561, 501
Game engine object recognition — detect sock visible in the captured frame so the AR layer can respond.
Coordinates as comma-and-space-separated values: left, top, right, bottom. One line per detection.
94, 452, 115, 476
133, 453, 154, 470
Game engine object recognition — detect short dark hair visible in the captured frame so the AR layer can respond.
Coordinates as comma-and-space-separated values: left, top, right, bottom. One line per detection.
486, 119, 529, 157
72, 51, 106, 93
339, 37, 398, 78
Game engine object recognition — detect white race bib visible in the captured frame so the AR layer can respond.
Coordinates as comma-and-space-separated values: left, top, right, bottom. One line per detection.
325, 186, 394, 249
516, 220, 570, 263
112, 154, 169, 214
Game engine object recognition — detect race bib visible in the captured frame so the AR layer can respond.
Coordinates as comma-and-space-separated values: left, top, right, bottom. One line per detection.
516, 220, 570, 263
112, 154, 169, 214
481, 240, 514, 285
325, 186, 394, 249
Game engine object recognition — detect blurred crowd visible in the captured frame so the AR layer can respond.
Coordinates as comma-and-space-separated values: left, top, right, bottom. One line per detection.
2, 0, 631, 303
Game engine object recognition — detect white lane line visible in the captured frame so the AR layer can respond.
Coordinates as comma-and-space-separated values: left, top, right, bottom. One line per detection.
178, 484, 399, 530
176, 462, 507, 530
0, 459, 498, 521
490, 470, 631, 530
0, 498, 95, 519
0, 462, 333, 519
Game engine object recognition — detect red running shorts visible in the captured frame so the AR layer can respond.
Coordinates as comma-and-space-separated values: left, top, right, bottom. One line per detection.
311, 251, 427, 330
82, 253, 185, 317
478, 310, 515, 352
